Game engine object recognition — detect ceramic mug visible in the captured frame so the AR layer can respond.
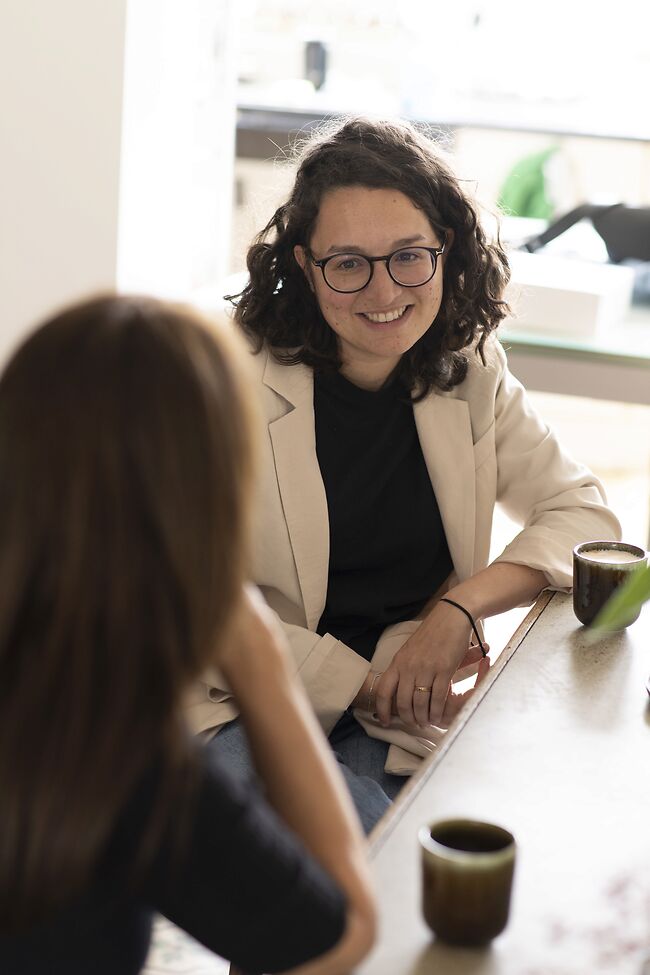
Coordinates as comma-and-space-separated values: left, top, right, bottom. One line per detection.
572, 540, 647, 628
419, 818, 516, 947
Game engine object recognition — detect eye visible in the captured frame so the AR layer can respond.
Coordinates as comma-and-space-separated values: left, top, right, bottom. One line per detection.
331, 254, 365, 272
393, 249, 426, 264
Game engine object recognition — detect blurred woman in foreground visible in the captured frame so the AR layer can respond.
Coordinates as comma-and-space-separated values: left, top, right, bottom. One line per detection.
0, 295, 375, 975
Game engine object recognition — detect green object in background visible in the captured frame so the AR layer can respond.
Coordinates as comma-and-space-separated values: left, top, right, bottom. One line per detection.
498, 146, 559, 220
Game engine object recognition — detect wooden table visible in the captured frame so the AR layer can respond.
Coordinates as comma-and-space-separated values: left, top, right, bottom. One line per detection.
358, 592, 650, 974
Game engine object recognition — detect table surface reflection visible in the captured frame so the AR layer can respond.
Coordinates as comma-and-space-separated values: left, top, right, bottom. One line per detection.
358, 592, 650, 974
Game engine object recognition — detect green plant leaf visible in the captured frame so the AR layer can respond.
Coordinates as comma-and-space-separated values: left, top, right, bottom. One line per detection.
590, 563, 650, 632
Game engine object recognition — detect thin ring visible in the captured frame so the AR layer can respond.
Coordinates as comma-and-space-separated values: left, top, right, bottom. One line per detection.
414, 685, 432, 693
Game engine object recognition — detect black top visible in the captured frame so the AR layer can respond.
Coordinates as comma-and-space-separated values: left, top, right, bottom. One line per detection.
1, 747, 346, 975
314, 370, 453, 660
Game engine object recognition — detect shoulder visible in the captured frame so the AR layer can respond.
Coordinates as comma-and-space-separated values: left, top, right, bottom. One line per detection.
465, 333, 506, 382
444, 333, 507, 403
239, 331, 271, 383
237, 337, 314, 420
424, 335, 511, 443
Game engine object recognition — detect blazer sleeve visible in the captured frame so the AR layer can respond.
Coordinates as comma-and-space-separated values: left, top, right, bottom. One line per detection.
185, 618, 369, 739
490, 343, 622, 588
271, 616, 371, 735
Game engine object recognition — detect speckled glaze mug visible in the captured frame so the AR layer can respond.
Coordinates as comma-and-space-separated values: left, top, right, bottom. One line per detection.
573, 541, 648, 628
419, 818, 516, 947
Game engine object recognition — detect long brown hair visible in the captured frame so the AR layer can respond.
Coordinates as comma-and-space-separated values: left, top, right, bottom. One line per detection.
0, 294, 255, 928
233, 115, 511, 396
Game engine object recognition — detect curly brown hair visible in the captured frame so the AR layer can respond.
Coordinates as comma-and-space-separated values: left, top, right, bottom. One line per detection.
232, 115, 511, 395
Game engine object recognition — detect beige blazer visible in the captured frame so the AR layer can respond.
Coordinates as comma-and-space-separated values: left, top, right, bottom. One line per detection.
185, 327, 621, 771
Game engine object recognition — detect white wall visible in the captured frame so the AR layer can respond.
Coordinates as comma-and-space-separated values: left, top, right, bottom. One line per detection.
0, 1, 127, 365
118, 0, 237, 299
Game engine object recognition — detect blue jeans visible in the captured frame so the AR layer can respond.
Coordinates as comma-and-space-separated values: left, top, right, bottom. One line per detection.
208, 711, 405, 834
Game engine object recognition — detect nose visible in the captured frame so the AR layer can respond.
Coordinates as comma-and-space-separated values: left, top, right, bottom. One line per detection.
363, 259, 403, 306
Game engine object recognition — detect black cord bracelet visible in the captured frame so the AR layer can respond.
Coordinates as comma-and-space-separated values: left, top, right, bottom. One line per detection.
439, 597, 488, 657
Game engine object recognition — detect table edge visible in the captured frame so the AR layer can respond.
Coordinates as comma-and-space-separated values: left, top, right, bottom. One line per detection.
367, 590, 556, 856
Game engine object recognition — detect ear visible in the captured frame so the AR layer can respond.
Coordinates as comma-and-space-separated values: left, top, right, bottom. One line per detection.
294, 245, 315, 291
294, 244, 308, 272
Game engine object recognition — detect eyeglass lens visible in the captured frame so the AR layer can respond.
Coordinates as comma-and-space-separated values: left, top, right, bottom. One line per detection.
323, 247, 436, 292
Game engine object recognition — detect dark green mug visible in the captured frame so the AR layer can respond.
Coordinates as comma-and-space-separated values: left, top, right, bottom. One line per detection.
573, 541, 647, 628
419, 818, 516, 947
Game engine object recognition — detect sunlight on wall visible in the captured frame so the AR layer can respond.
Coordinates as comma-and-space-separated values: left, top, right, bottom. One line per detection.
118, 0, 237, 299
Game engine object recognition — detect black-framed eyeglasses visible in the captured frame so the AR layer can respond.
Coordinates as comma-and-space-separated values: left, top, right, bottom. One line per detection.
310, 237, 447, 294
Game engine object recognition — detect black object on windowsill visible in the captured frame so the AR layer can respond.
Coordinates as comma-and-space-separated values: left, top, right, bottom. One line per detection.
521, 203, 650, 302
305, 40, 327, 91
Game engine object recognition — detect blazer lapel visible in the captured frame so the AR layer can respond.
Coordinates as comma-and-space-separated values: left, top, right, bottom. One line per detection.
263, 355, 330, 630
413, 393, 476, 582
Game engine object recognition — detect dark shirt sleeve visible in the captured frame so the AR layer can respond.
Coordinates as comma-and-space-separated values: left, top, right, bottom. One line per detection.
138, 748, 347, 974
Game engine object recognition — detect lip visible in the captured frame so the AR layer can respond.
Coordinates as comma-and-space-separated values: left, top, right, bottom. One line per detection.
358, 305, 413, 329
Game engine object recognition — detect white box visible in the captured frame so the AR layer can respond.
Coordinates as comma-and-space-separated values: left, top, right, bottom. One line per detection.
504, 251, 634, 338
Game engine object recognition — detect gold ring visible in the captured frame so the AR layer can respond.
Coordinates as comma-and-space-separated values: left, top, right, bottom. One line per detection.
414, 685, 432, 693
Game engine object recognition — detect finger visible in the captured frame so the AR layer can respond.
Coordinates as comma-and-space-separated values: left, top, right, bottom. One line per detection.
428, 675, 452, 727
476, 655, 491, 684
375, 670, 399, 727
444, 656, 492, 719
440, 681, 463, 725
396, 676, 418, 727
457, 641, 490, 670
413, 680, 432, 727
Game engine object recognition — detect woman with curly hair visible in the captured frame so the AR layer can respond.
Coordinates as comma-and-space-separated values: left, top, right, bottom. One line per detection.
194, 116, 620, 831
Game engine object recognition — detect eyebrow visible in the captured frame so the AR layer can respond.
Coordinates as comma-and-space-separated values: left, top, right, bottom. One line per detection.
322, 234, 429, 256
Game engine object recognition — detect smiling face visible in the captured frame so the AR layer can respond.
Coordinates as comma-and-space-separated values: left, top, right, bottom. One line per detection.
295, 186, 448, 390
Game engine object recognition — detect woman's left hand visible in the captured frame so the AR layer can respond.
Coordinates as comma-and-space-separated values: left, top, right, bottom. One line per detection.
437, 655, 491, 728
374, 600, 485, 728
